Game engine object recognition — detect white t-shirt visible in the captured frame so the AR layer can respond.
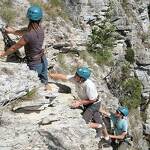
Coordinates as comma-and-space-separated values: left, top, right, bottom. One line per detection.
67, 75, 98, 101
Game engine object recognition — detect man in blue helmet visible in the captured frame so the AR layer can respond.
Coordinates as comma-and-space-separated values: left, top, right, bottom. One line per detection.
100, 106, 131, 150
49, 67, 109, 140
0, 5, 49, 90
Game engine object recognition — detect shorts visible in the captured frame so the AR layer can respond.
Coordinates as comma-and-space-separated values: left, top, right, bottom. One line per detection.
82, 101, 105, 128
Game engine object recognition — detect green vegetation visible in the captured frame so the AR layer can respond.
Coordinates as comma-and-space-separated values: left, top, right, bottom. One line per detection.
121, 63, 131, 80
51, 0, 61, 7
125, 48, 135, 64
90, 50, 112, 65
121, 77, 142, 109
0, 0, 16, 24
29, 0, 69, 20
108, 62, 142, 109
21, 89, 37, 100
86, 2, 116, 65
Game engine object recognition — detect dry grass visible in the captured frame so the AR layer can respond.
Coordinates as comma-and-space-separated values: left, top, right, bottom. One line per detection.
0, 0, 16, 24
29, 0, 69, 20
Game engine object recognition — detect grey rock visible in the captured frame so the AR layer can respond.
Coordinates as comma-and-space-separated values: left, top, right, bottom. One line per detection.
143, 123, 150, 135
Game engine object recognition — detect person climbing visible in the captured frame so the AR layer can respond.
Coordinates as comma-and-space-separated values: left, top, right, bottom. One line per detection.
100, 106, 131, 150
0, 5, 49, 90
49, 67, 109, 140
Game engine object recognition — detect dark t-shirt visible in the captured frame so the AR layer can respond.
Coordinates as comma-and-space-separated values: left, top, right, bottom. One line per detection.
23, 28, 44, 59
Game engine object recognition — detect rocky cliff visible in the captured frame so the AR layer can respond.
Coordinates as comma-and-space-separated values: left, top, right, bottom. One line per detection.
0, 0, 150, 149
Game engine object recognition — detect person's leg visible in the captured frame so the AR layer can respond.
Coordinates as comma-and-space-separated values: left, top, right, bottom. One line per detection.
28, 57, 48, 85
89, 102, 109, 138
83, 108, 94, 123
28, 63, 43, 82
93, 111, 109, 139
83, 108, 103, 138
29, 63, 42, 76
40, 56, 48, 85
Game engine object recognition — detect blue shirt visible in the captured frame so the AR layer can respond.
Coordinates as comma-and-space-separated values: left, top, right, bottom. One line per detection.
110, 113, 128, 135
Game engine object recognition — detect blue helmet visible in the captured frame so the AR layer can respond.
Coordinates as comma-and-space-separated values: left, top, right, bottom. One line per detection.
76, 67, 91, 80
27, 6, 43, 21
117, 106, 129, 116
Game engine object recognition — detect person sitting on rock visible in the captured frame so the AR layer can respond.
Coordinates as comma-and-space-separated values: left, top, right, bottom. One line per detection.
100, 106, 131, 150
0, 5, 49, 90
49, 67, 109, 140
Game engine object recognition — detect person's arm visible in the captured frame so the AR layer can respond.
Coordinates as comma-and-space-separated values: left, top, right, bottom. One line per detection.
71, 81, 98, 108
49, 73, 67, 81
0, 37, 27, 57
109, 131, 127, 140
71, 99, 95, 108
5, 27, 27, 36
100, 107, 111, 117
88, 122, 103, 128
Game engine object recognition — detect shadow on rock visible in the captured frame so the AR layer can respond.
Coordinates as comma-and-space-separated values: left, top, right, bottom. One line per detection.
39, 130, 67, 150
49, 82, 71, 94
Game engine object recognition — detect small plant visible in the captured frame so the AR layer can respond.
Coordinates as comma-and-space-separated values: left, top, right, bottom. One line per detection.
121, 62, 131, 80
0, 0, 12, 7
0, 0, 16, 24
29, 0, 69, 20
106, 61, 142, 110
87, 21, 116, 52
51, 0, 61, 7
125, 48, 135, 64
86, 1, 117, 65
121, 77, 142, 109
21, 89, 37, 100
90, 50, 112, 65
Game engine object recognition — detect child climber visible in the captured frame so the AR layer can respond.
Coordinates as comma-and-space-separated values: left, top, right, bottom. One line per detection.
49, 67, 109, 140
100, 106, 130, 150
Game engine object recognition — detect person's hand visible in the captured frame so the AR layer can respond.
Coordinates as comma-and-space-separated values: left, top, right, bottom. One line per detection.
49, 73, 56, 79
49, 73, 67, 81
0, 51, 5, 57
71, 100, 81, 108
88, 122, 102, 128
5, 26, 15, 34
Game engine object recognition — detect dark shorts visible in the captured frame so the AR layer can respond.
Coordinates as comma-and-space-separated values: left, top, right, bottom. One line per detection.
82, 101, 105, 128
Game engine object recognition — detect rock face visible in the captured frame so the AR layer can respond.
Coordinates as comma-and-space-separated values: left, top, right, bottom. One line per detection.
0, 0, 150, 149
0, 62, 40, 106
0, 79, 100, 150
